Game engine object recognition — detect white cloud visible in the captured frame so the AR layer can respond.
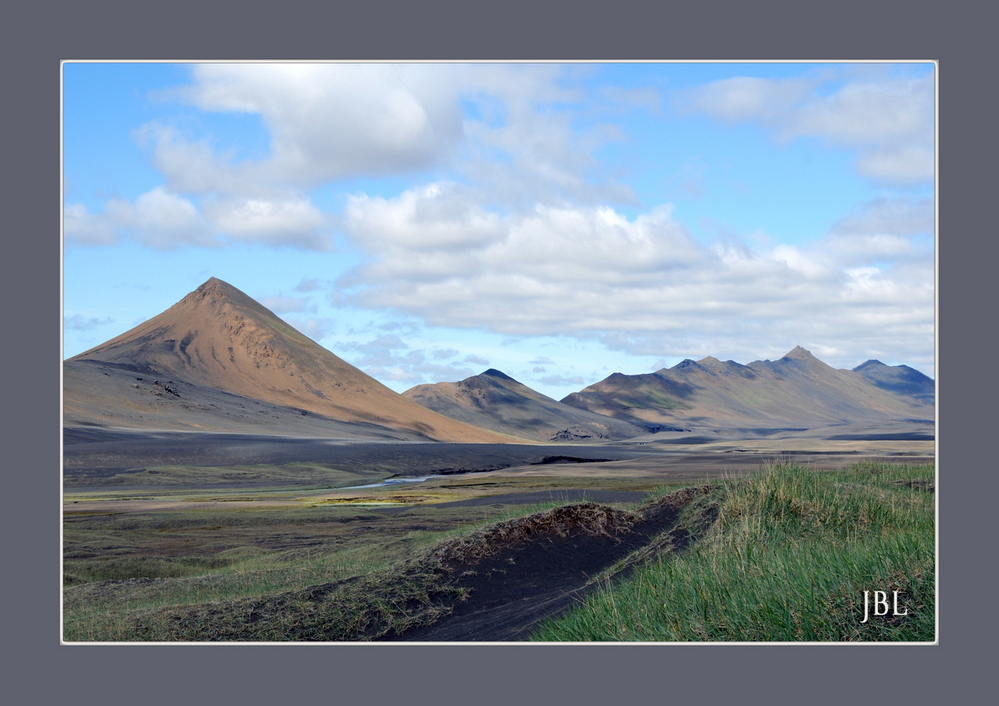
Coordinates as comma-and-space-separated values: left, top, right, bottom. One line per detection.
71, 64, 637, 251
681, 69, 934, 183
65, 187, 214, 249
65, 185, 331, 250
64, 203, 118, 246
334, 334, 479, 384
343, 183, 700, 293
337, 187, 933, 372
202, 194, 329, 249
174, 63, 467, 184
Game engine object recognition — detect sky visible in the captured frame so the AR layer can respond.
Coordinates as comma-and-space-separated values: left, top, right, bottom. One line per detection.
63, 62, 936, 400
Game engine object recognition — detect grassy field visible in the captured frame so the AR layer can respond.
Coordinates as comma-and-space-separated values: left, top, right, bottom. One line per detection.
63, 460, 934, 642
62, 467, 664, 641
531, 461, 935, 642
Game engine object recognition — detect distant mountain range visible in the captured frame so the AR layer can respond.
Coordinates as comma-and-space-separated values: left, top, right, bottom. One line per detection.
558, 346, 933, 430
64, 278, 934, 442
403, 369, 669, 442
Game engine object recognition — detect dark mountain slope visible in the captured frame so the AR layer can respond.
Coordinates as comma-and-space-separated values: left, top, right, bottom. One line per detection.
852, 360, 935, 405
403, 369, 655, 442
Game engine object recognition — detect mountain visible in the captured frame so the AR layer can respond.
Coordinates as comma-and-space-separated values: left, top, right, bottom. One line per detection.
403, 369, 659, 442
852, 360, 935, 405
561, 346, 934, 430
63, 278, 508, 442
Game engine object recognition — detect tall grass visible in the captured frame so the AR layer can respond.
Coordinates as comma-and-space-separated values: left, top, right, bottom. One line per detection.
531, 462, 935, 642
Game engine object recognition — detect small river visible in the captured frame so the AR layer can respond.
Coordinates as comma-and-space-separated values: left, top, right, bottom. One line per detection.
339, 475, 443, 491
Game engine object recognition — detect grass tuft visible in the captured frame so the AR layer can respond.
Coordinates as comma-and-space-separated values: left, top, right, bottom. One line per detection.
530, 462, 935, 642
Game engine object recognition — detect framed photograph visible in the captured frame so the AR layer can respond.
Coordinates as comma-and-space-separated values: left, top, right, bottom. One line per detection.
62, 60, 936, 644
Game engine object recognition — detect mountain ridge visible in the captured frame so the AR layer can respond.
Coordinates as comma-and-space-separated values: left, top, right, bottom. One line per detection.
562, 347, 934, 429
403, 369, 657, 442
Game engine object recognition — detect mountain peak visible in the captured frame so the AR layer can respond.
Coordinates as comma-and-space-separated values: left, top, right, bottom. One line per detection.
196, 276, 230, 294
189, 277, 255, 306
783, 345, 816, 361
65, 279, 507, 442
482, 368, 515, 381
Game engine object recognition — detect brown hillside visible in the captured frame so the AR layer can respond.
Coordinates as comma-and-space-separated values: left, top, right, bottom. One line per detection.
65, 278, 508, 443
561, 346, 934, 429
403, 369, 652, 442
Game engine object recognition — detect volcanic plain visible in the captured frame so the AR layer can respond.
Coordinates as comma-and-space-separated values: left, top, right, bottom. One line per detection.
63, 278, 935, 642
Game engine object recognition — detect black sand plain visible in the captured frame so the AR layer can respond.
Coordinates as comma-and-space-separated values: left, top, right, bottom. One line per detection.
63, 422, 933, 641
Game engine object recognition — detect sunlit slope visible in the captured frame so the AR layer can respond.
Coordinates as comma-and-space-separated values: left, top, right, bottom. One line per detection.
64, 278, 508, 442
561, 346, 934, 429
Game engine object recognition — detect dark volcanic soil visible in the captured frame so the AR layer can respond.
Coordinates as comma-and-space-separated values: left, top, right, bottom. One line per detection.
62, 428, 642, 484
380, 487, 715, 642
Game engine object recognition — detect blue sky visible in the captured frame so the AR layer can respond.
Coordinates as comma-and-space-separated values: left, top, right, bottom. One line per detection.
63, 62, 935, 399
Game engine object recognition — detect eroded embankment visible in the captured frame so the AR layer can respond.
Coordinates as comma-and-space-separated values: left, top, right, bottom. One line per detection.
381, 485, 717, 641
116, 486, 717, 642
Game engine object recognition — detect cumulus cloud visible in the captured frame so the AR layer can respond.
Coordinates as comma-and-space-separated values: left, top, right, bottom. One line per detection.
172, 63, 467, 185
334, 334, 479, 384
72, 64, 638, 251
342, 183, 700, 297
148, 62, 628, 207
65, 187, 214, 249
65, 184, 332, 250
64, 204, 119, 246
201, 194, 329, 249
680, 69, 934, 183
337, 188, 934, 372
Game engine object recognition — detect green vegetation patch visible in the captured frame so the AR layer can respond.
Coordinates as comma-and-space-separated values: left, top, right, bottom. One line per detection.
531, 462, 935, 642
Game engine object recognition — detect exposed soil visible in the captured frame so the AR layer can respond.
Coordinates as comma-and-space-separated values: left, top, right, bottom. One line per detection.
379, 486, 716, 641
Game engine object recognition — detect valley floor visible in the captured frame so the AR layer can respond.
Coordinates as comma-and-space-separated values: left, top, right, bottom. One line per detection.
62, 427, 934, 642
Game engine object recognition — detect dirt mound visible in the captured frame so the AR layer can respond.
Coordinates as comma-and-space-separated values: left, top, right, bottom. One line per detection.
381, 486, 716, 641
121, 486, 716, 642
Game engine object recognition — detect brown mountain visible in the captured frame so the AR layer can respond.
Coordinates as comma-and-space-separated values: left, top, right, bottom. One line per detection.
403, 369, 659, 442
561, 346, 934, 430
63, 278, 508, 442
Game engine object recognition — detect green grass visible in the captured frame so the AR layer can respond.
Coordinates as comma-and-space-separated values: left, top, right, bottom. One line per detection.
64, 462, 934, 642
530, 461, 935, 642
62, 495, 602, 641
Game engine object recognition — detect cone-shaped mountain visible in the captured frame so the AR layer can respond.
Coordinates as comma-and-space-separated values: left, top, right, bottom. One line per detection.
64, 278, 507, 442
